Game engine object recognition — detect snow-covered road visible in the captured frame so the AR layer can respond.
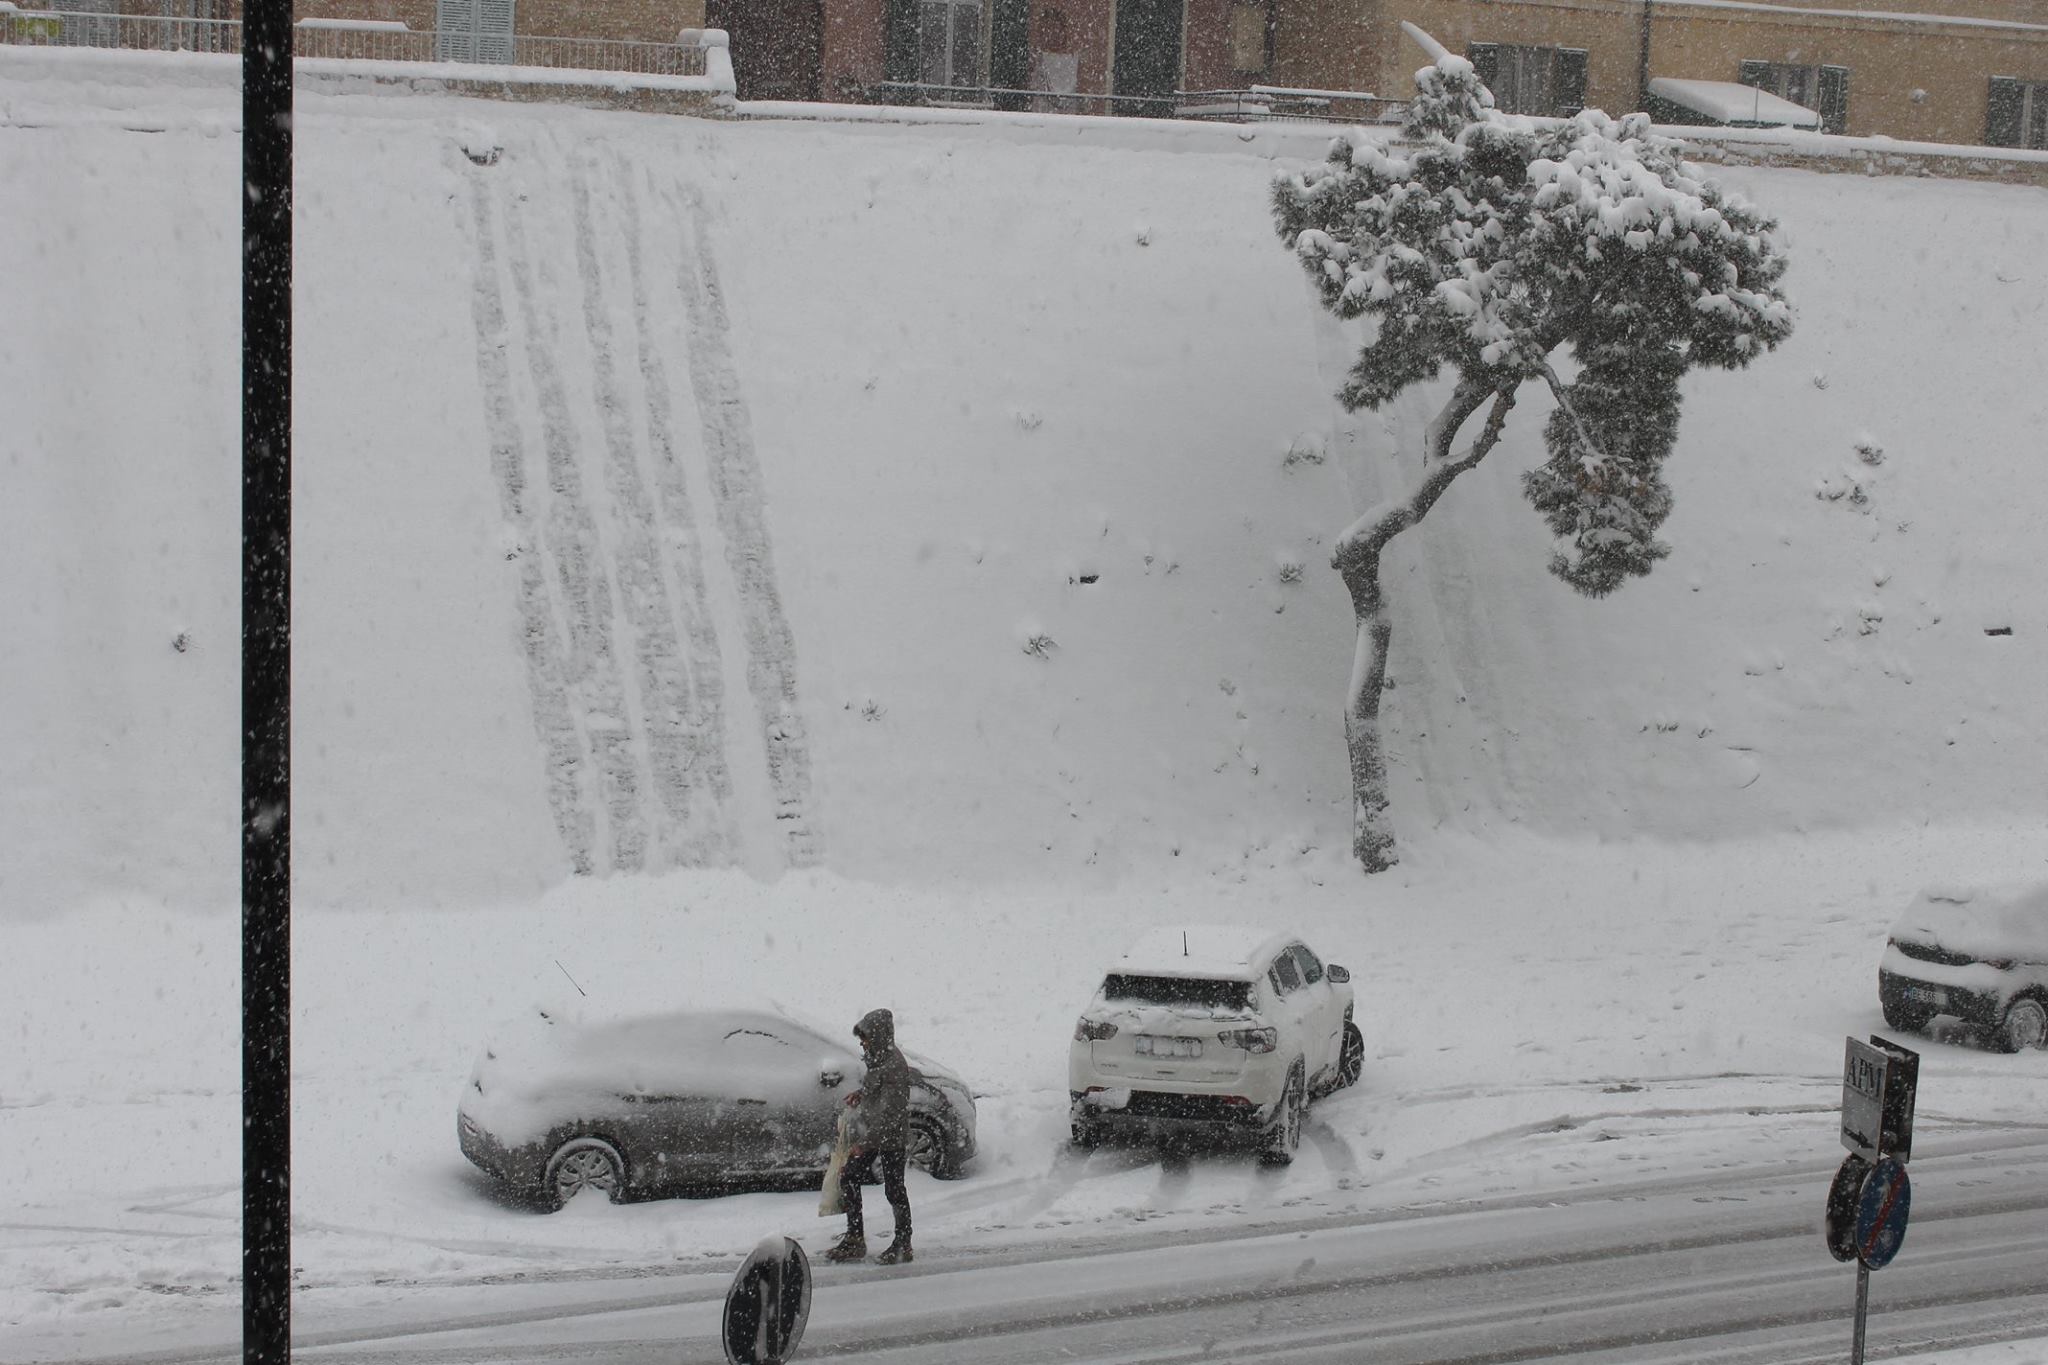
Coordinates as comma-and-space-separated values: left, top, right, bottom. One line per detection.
77, 1132, 2048, 1365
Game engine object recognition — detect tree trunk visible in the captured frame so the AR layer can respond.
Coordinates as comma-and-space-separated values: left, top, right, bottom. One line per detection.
1331, 383, 1517, 873
1339, 545, 1397, 871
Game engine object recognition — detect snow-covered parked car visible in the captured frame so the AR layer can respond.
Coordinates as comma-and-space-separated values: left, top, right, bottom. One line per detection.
1068, 926, 1363, 1165
458, 1007, 976, 1209
1879, 884, 2048, 1052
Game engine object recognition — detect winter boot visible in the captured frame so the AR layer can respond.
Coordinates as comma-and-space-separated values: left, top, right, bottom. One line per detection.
876, 1234, 913, 1266
823, 1233, 868, 1263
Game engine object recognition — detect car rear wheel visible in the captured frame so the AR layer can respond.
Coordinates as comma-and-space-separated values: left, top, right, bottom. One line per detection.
908, 1114, 964, 1180
1996, 997, 2048, 1053
1336, 1020, 1365, 1090
543, 1136, 625, 1211
1260, 1068, 1303, 1167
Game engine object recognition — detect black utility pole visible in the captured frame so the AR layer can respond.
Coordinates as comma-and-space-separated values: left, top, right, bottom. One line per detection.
242, 1, 293, 1362
1637, 0, 1654, 113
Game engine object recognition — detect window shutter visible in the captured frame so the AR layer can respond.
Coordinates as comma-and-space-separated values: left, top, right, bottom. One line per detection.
476, 0, 514, 64
1986, 76, 2024, 147
1467, 42, 1498, 94
1554, 47, 1588, 116
1818, 64, 1849, 134
435, 0, 475, 62
1737, 59, 1769, 88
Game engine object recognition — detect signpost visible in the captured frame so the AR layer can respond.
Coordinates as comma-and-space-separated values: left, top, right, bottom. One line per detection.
242, 2, 294, 1362
1829, 1035, 1920, 1365
722, 1236, 813, 1365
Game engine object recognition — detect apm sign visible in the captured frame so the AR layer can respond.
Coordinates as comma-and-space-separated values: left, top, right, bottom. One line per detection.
1841, 1035, 1918, 1165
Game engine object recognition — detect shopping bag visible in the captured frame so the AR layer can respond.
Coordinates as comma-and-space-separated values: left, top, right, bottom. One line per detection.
818, 1107, 852, 1217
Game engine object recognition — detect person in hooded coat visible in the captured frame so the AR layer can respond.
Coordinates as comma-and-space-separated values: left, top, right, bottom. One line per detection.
825, 1007, 914, 1264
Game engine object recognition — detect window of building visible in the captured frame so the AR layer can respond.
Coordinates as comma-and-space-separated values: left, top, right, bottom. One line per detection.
1986, 77, 2048, 150
1738, 61, 1849, 134
919, 0, 983, 90
1229, 2, 1270, 76
1465, 44, 1588, 118
435, 0, 515, 65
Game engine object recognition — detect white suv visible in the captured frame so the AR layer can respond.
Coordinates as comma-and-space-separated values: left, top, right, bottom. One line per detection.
1068, 926, 1362, 1165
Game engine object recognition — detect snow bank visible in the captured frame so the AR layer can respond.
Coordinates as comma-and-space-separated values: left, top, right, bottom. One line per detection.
3, 62, 2047, 913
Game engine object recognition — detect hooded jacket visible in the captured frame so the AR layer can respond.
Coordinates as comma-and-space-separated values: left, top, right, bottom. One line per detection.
847, 1008, 912, 1152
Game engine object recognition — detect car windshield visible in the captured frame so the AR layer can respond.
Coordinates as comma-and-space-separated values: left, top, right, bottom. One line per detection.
1102, 973, 1252, 1011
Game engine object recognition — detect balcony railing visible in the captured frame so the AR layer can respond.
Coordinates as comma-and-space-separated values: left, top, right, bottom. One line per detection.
0, 7, 711, 80
0, 6, 237, 52
868, 80, 1404, 125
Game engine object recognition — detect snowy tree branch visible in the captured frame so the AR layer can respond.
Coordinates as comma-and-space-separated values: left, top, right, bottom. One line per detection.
1334, 386, 1516, 572
1533, 357, 1611, 472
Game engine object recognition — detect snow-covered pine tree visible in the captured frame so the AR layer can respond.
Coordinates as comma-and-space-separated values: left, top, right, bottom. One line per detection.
1272, 55, 1794, 874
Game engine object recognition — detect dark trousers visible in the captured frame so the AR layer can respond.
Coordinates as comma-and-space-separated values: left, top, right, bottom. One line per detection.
840, 1147, 910, 1241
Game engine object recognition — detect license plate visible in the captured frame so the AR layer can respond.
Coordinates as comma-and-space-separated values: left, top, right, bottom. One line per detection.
1905, 985, 1947, 1007
1135, 1035, 1202, 1059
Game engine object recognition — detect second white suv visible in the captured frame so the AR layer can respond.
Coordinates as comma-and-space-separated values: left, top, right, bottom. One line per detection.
1068, 926, 1362, 1165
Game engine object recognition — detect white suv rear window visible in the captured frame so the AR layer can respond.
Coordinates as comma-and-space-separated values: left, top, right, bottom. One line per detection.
1102, 974, 1251, 1011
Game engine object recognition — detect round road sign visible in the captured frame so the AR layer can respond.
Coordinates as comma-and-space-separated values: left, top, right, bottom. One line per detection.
722, 1234, 812, 1365
1853, 1155, 1911, 1270
1823, 1153, 1869, 1263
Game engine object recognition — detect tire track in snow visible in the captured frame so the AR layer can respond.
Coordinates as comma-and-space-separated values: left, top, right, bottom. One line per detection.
569, 153, 730, 867
617, 157, 739, 863
667, 179, 820, 867
466, 176, 597, 875
499, 177, 649, 874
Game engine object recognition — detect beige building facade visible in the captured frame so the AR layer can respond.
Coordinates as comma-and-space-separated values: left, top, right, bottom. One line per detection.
25, 0, 2046, 143
1267, 0, 2048, 145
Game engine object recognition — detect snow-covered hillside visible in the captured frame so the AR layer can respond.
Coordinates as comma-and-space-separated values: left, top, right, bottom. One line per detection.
8, 52, 2048, 1361
4, 52, 2046, 912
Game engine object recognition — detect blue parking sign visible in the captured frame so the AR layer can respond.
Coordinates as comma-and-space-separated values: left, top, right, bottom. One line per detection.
1854, 1156, 1911, 1270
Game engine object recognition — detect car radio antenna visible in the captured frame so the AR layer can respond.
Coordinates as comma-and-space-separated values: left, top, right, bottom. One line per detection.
555, 959, 588, 998
1183, 931, 1189, 957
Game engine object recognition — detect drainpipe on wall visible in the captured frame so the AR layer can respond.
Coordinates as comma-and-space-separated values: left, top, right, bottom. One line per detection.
1636, 0, 1652, 113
